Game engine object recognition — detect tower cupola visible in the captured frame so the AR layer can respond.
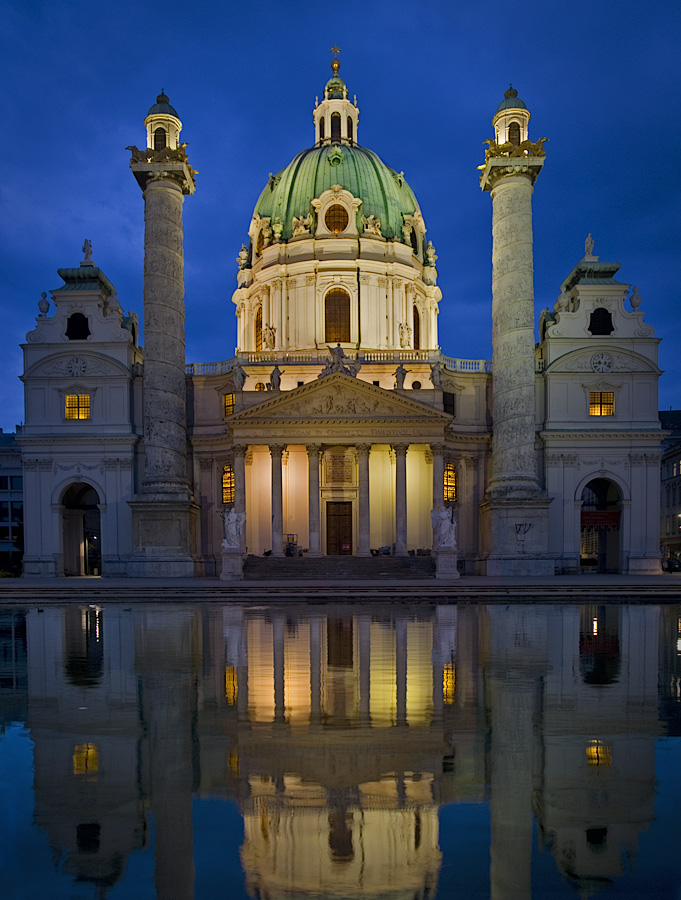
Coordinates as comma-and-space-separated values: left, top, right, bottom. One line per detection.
492, 85, 531, 146
313, 47, 359, 146
144, 91, 182, 151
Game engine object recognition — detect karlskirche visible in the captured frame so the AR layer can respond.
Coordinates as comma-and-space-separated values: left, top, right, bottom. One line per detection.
17, 59, 663, 578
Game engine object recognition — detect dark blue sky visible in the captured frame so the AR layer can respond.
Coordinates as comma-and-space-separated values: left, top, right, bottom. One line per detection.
1, 0, 679, 432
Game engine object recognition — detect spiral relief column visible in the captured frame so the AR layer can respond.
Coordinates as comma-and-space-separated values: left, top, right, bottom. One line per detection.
479, 87, 553, 576
127, 93, 199, 576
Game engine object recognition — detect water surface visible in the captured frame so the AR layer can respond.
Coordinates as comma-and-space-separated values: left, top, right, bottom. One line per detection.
1, 600, 680, 899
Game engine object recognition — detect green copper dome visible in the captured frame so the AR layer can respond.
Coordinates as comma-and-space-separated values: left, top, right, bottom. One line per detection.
253, 143, 422, 243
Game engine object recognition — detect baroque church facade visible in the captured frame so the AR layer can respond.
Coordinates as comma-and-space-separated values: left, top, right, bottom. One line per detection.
17, 60, 663, 578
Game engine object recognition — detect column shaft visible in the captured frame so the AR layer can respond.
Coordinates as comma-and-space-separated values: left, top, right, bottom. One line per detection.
234, 445, 246, 552
307, 445, 321, 557
394, 443, 408, 557
357, 444, 371, 557
270, 444, 284, 557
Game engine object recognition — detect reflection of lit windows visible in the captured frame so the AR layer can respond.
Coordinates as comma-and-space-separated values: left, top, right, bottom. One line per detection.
73, 743, 99, 775
228, 749, 239, 776
444, 463, 456, 503
586, 740, 611, 767
589, 391, 614, 416
65, 394, 90, 419
225, 665, 238, 704
443, 663, 456, 704
222, 465, 235, 505
592, 617, 598, 636
224, 392, 235, 417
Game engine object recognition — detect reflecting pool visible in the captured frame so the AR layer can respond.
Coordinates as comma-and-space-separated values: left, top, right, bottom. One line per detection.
1, 601, 681, 899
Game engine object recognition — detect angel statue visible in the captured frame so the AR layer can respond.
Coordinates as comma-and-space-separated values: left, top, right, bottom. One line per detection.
431, 507, 457, 549
222, 508, 246, 549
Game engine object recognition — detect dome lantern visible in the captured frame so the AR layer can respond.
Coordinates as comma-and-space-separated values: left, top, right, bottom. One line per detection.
144, 90, 183, 151
313, 46, 359, 146
492, 84, 531, 146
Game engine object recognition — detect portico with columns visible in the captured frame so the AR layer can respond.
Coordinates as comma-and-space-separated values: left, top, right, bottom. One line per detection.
222, 372, 455, 559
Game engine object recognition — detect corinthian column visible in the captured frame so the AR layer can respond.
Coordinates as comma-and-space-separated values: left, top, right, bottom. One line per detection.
357, 444, 371, 557
307, 444, 321, 557
270, 444, 285, 557
394, 443, 409, 557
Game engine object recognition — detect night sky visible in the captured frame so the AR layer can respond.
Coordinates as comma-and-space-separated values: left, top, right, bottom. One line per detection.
1, 0, 679, 433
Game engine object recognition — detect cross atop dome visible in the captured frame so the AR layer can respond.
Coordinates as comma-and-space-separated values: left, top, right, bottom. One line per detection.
330, 43, 341, 75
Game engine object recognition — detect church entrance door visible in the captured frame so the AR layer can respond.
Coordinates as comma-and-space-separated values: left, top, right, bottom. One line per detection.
62, 483, 102, 576
326, 502, 352, 555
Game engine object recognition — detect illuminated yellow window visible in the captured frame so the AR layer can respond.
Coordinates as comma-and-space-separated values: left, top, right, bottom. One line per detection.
589, 391, 614, 416
225, 665, 238, 704
222, 465, 235, 505
444, 463, 457, 503
586, 740, 611, 767
73, 742, 99, 775
443, 663, 456, 704
224, 392, 235, 417
65, 394, 90, 420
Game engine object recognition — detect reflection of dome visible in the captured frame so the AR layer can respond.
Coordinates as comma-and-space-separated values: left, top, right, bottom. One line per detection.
253, 144, 422, 242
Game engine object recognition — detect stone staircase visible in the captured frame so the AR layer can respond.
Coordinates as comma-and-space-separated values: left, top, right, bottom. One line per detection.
243, 554, 436, 580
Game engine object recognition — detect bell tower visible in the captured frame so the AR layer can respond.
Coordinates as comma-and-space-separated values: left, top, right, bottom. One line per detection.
479, 87, 553, 576
127, 92, 199, 577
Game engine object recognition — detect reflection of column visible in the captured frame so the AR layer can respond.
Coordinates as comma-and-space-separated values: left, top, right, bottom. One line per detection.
394, 443, 408, 556
273, 615, 285, 723
270, 445, 284, 557
357, 444, 371, 557
396, 617, 407, 725
310, 615, 322, 725
358, 615, 371, 723
307, 444, 321, 557
488, 667, 536, 900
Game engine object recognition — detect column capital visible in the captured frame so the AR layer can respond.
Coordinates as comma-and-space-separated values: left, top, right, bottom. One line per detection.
429, 442, 446, 455
356, 443, 372, 457
392, 442, 409, 456
269, 443, 286, 457
233, 443, 248, 457
306, 443, 322, 456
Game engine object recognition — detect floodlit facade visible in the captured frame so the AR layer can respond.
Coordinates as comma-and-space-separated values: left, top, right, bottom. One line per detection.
17, 64, 663, 578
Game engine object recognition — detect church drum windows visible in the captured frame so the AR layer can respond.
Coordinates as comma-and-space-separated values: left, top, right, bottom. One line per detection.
325, 289, 351, 343
413, 305, 421, 350
347, 116, 354, 144
325, 204, 349, 234
255, 306, 263, 352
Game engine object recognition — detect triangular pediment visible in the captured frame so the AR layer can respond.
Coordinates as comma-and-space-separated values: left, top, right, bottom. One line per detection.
229, 373, 451, 423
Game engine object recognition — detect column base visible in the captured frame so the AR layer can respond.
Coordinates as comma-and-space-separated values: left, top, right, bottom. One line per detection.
127, 497, 199, 578
220, 546, 245, 581
627, 555, 663, 575
435, 548, 460, 580
481, 495, 555, 577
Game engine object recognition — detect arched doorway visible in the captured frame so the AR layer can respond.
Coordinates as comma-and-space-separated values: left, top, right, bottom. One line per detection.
62, 483, 101, 576
580, 478, 621, 573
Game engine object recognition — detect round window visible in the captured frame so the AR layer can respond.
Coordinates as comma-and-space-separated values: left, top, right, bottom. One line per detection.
255, 382, 266, 392
325, 204, 349, 234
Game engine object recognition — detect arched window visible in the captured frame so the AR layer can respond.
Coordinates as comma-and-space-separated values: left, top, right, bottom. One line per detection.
255, 306, 262, 351
589, 307, 614, 335
413, 305, 421, 350
222, 465, 235, 505
319, 117, 325, 141
153, 127, 167, 150
347, 116, 353, 143
444, 463, 456, 502
325, 289, 350, 343
508, 121, 520, 145
410, 228, 419, 256
331, 112, 341, 143
65, 313, 90, 340
255, 229, 265, 257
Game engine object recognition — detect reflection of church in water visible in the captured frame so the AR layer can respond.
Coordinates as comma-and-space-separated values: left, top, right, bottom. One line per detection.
2, 601, 680, 898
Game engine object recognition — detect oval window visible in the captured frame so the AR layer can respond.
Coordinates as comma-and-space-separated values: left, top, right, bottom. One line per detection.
325, 204, 349, 234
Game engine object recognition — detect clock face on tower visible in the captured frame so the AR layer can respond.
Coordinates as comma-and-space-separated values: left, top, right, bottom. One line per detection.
67, 357, 87, 377
591, 352, 613, 373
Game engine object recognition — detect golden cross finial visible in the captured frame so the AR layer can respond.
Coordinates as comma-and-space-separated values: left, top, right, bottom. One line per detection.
330, 44, 341, 73
330, 43, 341, 58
